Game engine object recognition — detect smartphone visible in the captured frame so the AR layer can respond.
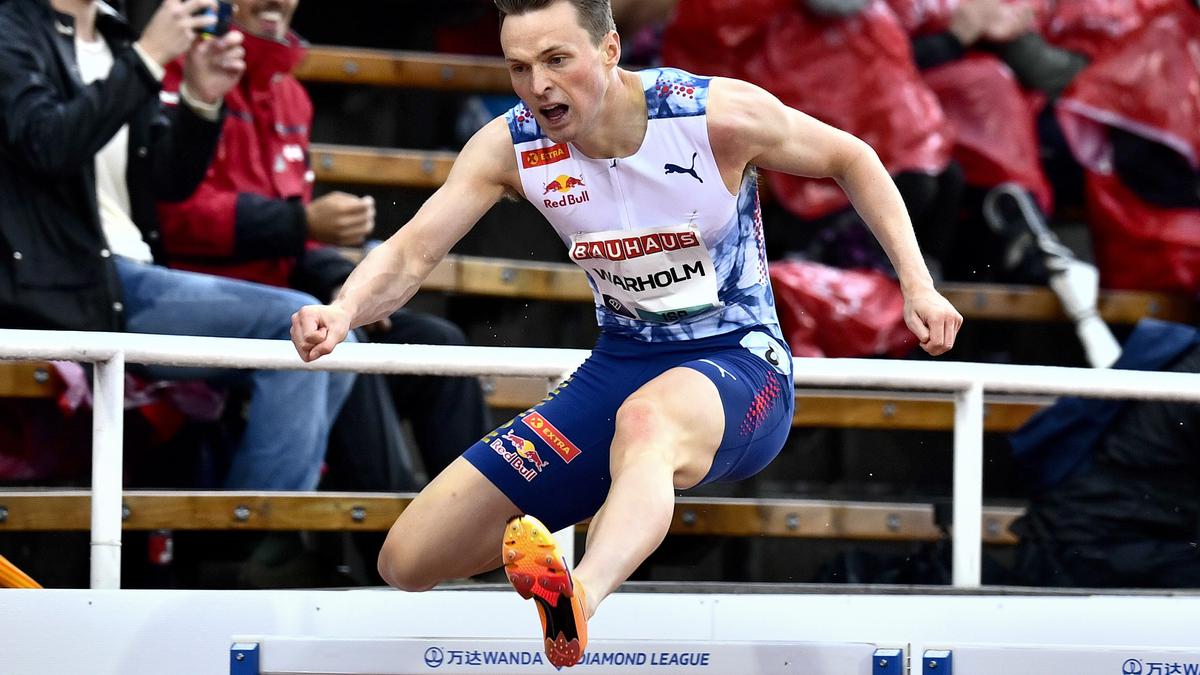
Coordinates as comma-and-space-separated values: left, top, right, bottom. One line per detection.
199, 0, 234, 37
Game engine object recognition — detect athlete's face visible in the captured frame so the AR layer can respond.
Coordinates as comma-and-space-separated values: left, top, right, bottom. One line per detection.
500, 1, 620, 143
233, 0, 298, 41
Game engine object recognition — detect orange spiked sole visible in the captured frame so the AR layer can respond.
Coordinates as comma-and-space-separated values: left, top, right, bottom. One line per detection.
502, 515, 587, 668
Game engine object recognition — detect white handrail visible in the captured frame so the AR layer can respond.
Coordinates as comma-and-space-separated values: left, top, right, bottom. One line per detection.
1, 328, 1198, 589
0, 329, 589, 377
3, 329, 1197, 398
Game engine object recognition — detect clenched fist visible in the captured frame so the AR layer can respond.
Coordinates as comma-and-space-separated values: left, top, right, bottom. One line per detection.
903, 288, 964, 356
290, 304, 352, 362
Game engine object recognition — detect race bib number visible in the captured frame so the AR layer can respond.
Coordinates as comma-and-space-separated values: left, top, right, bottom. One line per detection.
569, 225, 721, 323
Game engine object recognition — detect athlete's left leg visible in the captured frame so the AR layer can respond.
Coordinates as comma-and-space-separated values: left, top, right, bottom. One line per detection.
571, 366, 726, 616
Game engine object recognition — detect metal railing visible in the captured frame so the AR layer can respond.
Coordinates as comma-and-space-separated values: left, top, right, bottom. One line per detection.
2, 328, 1198, 589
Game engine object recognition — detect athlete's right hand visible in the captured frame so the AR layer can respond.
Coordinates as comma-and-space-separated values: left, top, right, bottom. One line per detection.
290, 304, 352, 362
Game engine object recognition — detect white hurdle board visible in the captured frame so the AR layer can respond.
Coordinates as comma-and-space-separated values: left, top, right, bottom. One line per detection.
229, 637, 883, 674
4, 586, 1200, 675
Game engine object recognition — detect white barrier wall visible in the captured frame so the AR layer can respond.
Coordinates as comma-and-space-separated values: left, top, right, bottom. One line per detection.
2, 588, 1199, 675
234, 637, 881, 674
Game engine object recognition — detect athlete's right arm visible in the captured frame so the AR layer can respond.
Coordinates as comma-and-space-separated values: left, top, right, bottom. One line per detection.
290, 117, 519, 362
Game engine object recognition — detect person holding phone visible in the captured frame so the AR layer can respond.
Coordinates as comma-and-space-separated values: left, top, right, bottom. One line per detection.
200, 0, 235, 38
0, 0, 356, 491
156, 0, 491, 490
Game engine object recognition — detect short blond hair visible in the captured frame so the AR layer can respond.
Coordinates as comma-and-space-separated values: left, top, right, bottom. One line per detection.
494, 0, 616, 45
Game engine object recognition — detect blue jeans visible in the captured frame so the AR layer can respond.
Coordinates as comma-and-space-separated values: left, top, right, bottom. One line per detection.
115, 257, 356, 490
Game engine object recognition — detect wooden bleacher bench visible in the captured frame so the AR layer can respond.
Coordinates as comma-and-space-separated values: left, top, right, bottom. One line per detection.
323, 251, 1192, 326
0, 359, 1046, 432
484, 375, 1046, 431
420, 254, 1194, 325
0, 362, 60, 399
0, 490, 1021, 545
310, 144, 455, 189
297, 47, 511, 93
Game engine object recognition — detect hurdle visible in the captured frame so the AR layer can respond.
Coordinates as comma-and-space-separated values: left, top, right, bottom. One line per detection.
228, 637, 885, 674
3, 585, 1200, 674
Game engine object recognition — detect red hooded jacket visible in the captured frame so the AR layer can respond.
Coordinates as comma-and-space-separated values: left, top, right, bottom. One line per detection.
157, 30, 314, 288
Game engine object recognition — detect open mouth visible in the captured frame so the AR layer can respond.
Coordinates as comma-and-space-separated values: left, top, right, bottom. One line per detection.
256, 8, 284, 35
540, 104, 569, 125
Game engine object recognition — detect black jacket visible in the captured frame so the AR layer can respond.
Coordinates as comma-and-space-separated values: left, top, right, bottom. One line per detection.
0, 0, 223, 330
1012, 335, 1200, 588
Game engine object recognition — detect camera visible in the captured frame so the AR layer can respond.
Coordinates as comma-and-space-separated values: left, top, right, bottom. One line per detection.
199, 0, 234, 37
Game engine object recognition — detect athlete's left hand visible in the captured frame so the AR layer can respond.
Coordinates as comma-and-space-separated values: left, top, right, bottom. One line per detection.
903, 288, 964, 356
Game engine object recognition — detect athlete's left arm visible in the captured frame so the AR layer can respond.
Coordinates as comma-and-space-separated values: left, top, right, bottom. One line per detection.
707, 77, 962, 356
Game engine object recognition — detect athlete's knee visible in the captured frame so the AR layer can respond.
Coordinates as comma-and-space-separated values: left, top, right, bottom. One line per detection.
377, 543, 439, 592
614, 393, 681, 441
612, 397, 677, 467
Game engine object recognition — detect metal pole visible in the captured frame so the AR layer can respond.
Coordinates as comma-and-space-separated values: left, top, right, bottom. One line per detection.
952, 382, 985, 587
91, 353, 125, 589
547, 374, 577, 566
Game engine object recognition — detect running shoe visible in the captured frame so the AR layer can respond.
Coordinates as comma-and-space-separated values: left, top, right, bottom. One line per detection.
502, 514, 588, 668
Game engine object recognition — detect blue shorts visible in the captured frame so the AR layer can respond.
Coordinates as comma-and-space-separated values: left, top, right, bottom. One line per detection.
463, 326, 795, 532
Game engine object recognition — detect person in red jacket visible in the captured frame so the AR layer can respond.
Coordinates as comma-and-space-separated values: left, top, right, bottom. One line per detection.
156, 0, 489, 486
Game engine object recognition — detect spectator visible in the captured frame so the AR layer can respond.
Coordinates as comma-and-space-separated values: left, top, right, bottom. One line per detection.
661, 0, 963, 279
155, 0, 490, 481
854, 0, 1121, 365
887, 0, 1064, 272
1041, 0, 1182, 61
1055, 4, 1200, 295
1010, 320, 1200, 588
0, 0, 354, 490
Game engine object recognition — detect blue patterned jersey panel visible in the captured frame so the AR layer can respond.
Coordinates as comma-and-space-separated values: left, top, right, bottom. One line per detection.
641, 68, 711, 120
505, 102, 544, 144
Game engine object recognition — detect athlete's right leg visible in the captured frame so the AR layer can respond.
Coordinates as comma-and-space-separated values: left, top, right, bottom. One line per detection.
378, 349, 626, 593
377, 456, 519, 591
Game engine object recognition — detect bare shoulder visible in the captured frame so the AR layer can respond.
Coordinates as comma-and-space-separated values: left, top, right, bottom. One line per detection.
454, 116, 521, 194
706, 77, 788, 166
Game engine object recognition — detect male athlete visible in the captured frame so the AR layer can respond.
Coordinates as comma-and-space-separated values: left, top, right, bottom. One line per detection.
290, 0, 963, 667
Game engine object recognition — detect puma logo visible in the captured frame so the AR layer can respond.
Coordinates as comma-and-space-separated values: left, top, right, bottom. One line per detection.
664, 152, 703, 183
698, 359, 736, 380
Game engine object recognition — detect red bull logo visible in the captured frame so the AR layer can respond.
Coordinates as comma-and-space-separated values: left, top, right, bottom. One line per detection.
542, 175, 590, 209
489, 437, 539, 483
542, 175, 586, 194
502, 431, 549, 471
